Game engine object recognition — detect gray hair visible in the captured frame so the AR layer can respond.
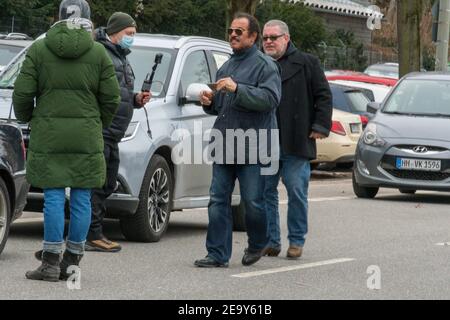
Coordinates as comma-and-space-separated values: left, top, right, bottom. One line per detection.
264, 20, 290, 35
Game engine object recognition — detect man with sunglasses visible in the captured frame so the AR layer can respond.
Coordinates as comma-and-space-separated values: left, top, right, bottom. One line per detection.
195, 13, 281, 268
262, 20, 332, 259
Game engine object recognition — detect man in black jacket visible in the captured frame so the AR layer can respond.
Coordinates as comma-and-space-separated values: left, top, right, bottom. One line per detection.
262, 20, 332, 259
86, 12, 150, 252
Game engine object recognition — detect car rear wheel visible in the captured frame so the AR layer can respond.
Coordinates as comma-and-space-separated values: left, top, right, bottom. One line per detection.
352, 171, 379, 199
232, 201, 246, 232
0, 177, 11, 256
399, 189, 416, 195
120, 155, 172, 242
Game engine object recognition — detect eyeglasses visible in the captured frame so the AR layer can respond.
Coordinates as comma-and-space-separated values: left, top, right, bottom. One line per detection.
227, 28, 246, 36
262, 34, 285, 42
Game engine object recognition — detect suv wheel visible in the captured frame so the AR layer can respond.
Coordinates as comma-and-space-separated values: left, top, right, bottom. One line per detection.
120, 155, 172, 242
0, 177, 11, 255
352, 171, 378, 199
232, 201, 246, 232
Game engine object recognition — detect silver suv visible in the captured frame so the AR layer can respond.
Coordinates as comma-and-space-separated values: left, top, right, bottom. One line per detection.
0, 34, 245, 242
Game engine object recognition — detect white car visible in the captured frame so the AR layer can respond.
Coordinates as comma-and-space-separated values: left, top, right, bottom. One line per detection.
0, 39, 32, 73
328, 80, 391, 103
312, 109, 362, 166
364, 62, 399, 79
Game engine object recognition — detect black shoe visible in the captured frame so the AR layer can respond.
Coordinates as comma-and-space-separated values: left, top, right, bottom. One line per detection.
59, 250, 83, 281
194, 256, 228, 268
26, 252, 61, 282
242, 248, 263, 266
34, 249, 43, 261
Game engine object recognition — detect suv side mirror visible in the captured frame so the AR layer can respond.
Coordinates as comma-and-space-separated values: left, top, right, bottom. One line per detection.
367, 101, 381, 114
182, 83, 212, 105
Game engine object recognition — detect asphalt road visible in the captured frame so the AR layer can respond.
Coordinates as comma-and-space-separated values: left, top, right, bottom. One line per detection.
0, 173, 449, 300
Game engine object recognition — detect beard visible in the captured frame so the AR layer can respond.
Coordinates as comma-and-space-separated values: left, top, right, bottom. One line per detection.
265, 49, 282, 60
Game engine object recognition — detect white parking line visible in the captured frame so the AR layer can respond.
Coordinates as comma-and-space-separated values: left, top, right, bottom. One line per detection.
231, 258, 356, 278
279, 196, 356, 205
435, 242, 450, 246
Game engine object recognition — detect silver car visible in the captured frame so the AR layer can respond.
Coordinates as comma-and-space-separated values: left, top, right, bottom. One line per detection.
0, 34, 245, 242
353, 72, 450, 198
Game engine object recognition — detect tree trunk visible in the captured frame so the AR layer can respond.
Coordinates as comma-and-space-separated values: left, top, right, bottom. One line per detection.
225, 0, 259, 39
397, 0, 422, 77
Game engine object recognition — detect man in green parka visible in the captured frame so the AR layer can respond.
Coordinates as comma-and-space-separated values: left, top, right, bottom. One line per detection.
13, 0, 120, 282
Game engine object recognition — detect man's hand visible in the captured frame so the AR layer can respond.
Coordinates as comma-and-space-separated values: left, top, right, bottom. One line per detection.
216, 77, 237, 93
200, 90, 214, 107
135, 92, 152, 107
309, 131, 327, 140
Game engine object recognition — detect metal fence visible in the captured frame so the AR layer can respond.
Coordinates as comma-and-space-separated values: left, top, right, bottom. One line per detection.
0, 16, 49, 38
315, 43, 398, 71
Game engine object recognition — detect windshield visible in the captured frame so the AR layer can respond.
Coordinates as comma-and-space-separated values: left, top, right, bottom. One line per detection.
346, 91, 371, 112
0, 44, 23, 66
383, 79, 450, 116
0, 48, 26, 89
128, 47, 175, 97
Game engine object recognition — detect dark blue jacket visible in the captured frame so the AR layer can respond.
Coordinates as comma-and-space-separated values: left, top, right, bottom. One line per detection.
204, 45, 282, 164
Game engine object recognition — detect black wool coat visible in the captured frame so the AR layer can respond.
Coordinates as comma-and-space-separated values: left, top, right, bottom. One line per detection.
277, 42, 333, 160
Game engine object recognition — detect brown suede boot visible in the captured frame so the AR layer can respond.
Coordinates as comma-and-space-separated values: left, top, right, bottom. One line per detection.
287, 245, 303, 259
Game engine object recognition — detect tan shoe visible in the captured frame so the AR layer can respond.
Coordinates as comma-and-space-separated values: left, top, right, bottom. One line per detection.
85, 238, 122, 252
287, 245, 303, 259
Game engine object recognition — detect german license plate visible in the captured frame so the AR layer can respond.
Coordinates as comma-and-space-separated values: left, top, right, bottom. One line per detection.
396, 158, 441, 171
350, 123, 360, 133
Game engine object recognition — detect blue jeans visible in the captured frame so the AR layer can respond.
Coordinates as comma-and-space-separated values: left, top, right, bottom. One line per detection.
264, 154, 310, 248
206, 164, 268, 264
43, 188, 92, 255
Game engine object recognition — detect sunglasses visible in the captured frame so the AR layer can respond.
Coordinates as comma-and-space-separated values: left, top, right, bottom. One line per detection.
227, 28, 246, 36
262, 34, 285, 42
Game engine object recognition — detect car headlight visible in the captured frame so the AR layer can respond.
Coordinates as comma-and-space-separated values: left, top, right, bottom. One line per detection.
362, 123, 386, 147
122, 121, 140, 142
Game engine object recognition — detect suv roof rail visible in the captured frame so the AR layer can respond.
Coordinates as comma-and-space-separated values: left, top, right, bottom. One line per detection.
5, 33, 33, 40
174, 36, 229, 49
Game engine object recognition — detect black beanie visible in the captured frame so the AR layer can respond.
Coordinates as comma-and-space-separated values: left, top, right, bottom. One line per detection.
106, 12, 137, 35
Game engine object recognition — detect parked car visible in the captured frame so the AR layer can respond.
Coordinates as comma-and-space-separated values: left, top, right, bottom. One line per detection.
0, 33, 33, 40
353, 72, 450, 198
329, 83, 372, 128
364, 62, 400, 79
0, 121, 29, 256
0, 33, 247, 242
327, 74, 396, 103
312, 108, 362, 167
0, 39, 32, 72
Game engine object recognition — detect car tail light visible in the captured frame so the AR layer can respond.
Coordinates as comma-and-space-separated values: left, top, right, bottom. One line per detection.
331, 121, 346, 136
360, 115, 369, 127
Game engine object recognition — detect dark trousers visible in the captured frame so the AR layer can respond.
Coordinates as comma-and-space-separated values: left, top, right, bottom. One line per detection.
88, 141, 120, 241
206, 164, 269, 264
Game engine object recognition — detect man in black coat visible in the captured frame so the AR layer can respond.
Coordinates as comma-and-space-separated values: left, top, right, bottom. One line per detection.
86, 12, 151, 252
262, 20, 332, 259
